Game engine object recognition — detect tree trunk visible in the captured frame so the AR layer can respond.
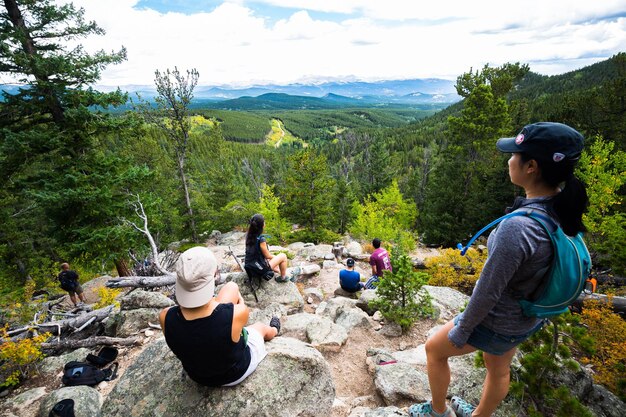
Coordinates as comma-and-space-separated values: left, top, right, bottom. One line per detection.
114, 258, 132, 277
37, 305, 114, 335
573, 293, 626, 315
42, 335, 142, 351
106, 274, 176, 288
178, 157, 198, 242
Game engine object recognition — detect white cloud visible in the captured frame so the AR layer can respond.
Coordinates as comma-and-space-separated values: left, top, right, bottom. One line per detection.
54, 0, 626, 86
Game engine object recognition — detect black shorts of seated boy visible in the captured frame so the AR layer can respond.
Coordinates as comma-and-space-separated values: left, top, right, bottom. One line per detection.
339, 258, 364, 293
159, 246, 281, 387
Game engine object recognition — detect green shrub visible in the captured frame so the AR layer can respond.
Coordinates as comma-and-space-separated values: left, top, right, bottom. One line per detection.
259, 184, 291, 244
510, 313, 595, 416
350, 180, 417, 252
370, 249, 433, 331
425, 247, 487, 295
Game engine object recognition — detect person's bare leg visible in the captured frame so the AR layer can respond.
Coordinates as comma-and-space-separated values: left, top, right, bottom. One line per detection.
78, 292, 86, 303
249, 322, 278, 340
215, 282, 241, 304
471, 348, 516, 416
426, 320, 477, 413
69, 294, 78, 306
269, 253, 288, 277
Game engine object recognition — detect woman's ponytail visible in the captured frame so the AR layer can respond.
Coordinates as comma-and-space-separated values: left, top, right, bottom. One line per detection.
520, 154, 589, 236
552, 175, 588, 236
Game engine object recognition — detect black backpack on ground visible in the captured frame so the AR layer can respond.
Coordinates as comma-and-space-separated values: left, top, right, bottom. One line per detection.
86, 346, 118, 367
49, 399, 75, 417
62, 361, 118, 386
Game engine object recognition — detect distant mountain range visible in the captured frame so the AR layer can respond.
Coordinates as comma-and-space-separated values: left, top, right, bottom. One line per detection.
1, 78, 461, 109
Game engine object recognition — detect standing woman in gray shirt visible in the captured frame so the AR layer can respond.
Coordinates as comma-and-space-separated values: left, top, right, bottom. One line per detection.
409, 122, 588, 417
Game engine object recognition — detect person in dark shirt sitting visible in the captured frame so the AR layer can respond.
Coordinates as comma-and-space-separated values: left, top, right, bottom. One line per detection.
339, 258, 364, 293
159, 246, 280, 387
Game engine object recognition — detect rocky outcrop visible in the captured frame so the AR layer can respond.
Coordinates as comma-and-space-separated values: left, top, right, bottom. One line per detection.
105, 290, 172, 337
420, 286, 468, 322
224, 272, 304, 313
282, 313, 349, 352
38, 386, 102, 417
39, 348, 91, 376
356, 290, 379, 316
101, 337, 334, 417
316, 297, 359, 322
120, 290, 174, 310
2, 387, 47, 417
347, 406, 409, 417
297, 243, 334, 261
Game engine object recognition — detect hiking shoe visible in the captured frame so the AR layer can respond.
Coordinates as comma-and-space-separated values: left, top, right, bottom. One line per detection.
450, 396, 476, 417
269, 316, 281, 335
275, 275, 289, 283
408, 401, 454, 417
289, 267, 300, 283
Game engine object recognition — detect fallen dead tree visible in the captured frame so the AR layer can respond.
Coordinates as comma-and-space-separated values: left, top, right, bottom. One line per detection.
106, 274, 176, 289
41, 335, 142, 351
36, 305, 114, 336
105, 264, 322, 290
574, 292, 626, 315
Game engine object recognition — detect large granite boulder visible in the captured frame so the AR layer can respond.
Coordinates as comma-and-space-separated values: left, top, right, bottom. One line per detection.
281, 313, 349, 352
107, 308, 160, 337
224, 273, 304, 314
316, 297, 359, 322
373, 362, 430, 406
39, 348, 91, 376
101, 337, 335, 417
104, 290, 172, 337
297, 244, 334, 261
38, 386, 102, 417
356, 290, 379, 316
420, 286, 468, 322
120, 290, 174, 310
246, 302, 288, 327
2, 387, 47, 417
336, 307, 371, 332
346, 241, 363, 257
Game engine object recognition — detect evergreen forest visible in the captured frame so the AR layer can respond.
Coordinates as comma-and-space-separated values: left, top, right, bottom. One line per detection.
2, 1, 626, 410
1, 0, 625, 296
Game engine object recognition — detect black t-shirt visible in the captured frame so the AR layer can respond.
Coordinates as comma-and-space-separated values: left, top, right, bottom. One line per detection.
164, 304, 251, 386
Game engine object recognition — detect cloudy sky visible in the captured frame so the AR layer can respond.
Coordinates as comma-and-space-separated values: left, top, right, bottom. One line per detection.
67, 0, 626, 87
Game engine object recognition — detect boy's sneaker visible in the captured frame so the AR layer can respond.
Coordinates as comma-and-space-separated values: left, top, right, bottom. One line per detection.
269, 316, 281, 335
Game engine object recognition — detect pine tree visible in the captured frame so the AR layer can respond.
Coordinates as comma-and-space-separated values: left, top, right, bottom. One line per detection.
420, 63, 528, 245
0, 0, 129, 280
282, 148, 335, 233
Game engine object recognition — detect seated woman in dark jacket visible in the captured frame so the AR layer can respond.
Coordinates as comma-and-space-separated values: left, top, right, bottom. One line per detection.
159, 246, 280, 387
245, 213, 291, 282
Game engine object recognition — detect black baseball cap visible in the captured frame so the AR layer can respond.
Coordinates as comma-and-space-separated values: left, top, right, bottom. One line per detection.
496, 122, 584, 162
346, 258, 355, 267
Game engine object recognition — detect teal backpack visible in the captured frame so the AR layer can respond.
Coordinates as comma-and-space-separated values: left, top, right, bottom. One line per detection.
457, 209, 592, 318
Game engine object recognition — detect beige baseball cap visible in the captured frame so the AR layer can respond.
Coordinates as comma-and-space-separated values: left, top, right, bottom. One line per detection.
175, 246, 217, 308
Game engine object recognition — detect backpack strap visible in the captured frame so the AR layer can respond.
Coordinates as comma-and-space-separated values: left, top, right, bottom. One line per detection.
104, 362, 119, 381
457, 208, 556, 256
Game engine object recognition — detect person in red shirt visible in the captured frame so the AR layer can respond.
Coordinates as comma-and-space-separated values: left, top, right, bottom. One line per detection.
364, 238, 392, 289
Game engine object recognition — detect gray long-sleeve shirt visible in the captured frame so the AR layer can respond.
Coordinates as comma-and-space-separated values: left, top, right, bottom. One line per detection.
448, 197, 553, 348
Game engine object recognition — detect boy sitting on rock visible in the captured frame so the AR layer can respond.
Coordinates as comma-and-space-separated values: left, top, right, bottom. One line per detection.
339, 258, 365, 293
